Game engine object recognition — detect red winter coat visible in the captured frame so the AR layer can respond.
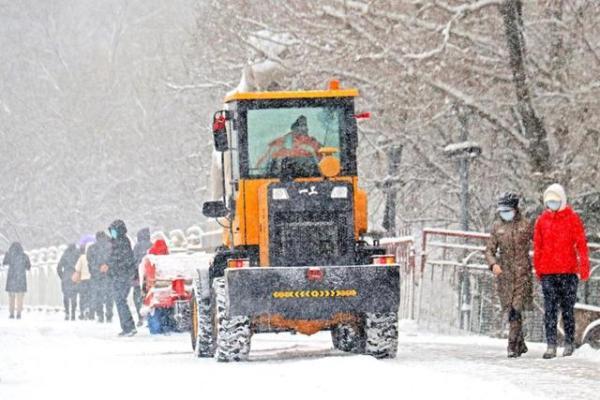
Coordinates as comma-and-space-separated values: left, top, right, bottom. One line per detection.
533, 206, 590, 280
148, 240, 169, 256
140, 240, 170, 306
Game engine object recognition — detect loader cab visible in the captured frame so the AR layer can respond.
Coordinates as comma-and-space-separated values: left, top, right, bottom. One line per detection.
235, 97, 358, 180
206, 81, 372, 268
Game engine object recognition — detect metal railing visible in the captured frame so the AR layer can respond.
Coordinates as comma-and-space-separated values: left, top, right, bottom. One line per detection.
381, 236, 416, 320
418, 228, 600, 342
0, 226, 210, 311
2, 226, 599, 344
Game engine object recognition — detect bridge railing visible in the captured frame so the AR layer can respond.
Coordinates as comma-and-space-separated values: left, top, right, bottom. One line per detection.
2, 226, 599, 344
417, 228, 600, 344
0, 226, 210, 311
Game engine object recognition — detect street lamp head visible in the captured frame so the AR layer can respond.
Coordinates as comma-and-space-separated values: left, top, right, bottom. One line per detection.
443, 141, 482, 158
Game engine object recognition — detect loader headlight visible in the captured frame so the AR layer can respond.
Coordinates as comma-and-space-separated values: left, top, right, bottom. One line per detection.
330, 186, 348, 199
272, 188, 289, 200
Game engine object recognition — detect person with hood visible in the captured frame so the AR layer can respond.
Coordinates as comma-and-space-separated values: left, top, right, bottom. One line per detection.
138, 239, 172, 333
57, 244, 80, 320
534, 183, 590, 359
485, 192, 533, 358
74, 236, 95, 320
139, 239, 170, 306
132, 228, 152, 327
255, 115, 323, 171
107, 220, 137, 336
87, 231, 113, 323
3, 242, 31, 319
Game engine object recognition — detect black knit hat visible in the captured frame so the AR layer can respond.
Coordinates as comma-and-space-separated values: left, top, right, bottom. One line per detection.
497, 192, 519, 211
291, 115, 307, 132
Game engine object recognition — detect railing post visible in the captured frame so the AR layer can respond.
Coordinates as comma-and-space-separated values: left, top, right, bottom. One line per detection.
409, 245, 416, 320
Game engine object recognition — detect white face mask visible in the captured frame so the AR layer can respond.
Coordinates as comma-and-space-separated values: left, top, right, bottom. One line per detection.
545, 200, 561, 211
499, 210, 515, 222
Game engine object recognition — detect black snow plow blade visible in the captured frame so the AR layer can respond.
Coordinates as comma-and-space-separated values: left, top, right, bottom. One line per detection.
224, 265, 400, 320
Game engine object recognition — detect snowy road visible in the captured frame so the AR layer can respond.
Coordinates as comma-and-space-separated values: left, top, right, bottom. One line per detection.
1, 312, 598, 400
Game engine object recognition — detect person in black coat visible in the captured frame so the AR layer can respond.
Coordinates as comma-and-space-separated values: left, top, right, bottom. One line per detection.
57, 244, 80, 321
107, 220, 137, 336
132, 228, 152, 326
3, 242, 31, 319
87, 231, 114, 323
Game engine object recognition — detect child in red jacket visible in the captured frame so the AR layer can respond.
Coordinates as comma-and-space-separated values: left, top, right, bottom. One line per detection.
534, 183, 590, 359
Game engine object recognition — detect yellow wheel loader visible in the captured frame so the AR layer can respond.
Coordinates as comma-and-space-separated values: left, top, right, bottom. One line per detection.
190, 80, 400, 361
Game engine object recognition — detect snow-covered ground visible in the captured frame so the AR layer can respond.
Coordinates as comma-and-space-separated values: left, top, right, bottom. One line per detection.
1, 312, 598, 400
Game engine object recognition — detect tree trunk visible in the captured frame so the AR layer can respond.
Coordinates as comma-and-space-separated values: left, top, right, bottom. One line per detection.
501, 0, 551, 191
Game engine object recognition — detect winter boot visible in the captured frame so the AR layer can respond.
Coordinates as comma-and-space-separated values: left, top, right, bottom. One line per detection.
507, 320, 521, 358
507, 338, 520, 358
517, 331, 528, 355
563, 343, 575, 357
9, 314, 14, 319
542, 345, 557, 359
16, 313, 21, 319
518, 339, 528, 356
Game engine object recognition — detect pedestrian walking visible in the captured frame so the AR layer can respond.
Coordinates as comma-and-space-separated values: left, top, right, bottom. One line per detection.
3, 242, 31, 319
107, 220, 137, 336
74, 237, 94, 320
132, 228, 152, 327
57, 244, 80, 321
88, 231, 113, 323
534, 183, 590, 359
485, 192, 533, 358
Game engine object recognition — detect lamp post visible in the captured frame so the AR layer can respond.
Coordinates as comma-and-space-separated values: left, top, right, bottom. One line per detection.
376, 138, 403, 237
443, 108, 481, 330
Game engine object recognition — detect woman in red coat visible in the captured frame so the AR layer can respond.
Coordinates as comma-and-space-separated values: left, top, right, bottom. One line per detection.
534, 183, 590, 359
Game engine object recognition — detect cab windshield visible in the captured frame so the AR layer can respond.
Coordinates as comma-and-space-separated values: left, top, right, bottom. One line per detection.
246, 106, 343, 178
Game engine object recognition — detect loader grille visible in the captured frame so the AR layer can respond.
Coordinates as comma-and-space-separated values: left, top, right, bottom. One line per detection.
267, 182, 355, 267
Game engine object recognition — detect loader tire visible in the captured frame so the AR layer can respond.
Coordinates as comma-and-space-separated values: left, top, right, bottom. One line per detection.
213, 278, 252, 362
364, 312, 398, 359
190, 286, 214, 357
583, 325, 600, 350
331, 323, 365, 353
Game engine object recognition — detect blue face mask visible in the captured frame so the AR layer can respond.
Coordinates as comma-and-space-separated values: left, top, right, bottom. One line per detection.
545, 200, 561, 211
499, 210, 515, 222
109, 228, 118, 239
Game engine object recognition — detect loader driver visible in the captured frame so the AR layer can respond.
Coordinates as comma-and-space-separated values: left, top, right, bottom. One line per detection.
255, 115, 323, 176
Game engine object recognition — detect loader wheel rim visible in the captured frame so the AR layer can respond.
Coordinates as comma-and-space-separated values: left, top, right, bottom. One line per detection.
191, 294, 198, 349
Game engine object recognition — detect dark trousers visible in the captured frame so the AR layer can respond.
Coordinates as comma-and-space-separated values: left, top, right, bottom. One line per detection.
112, 279, 135, 333
63, 290, 77, 318
94, 277, 114, 321
78, 280, 91, 317
132, 284, 142, 319
541, 274, 578, 346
